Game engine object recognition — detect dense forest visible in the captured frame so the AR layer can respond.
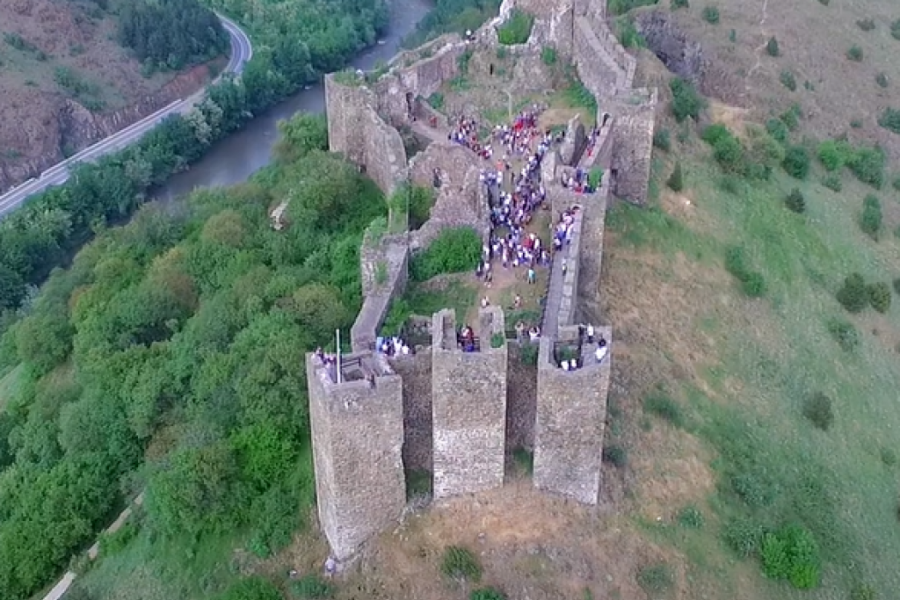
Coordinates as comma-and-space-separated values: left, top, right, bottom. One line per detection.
0, 113, 386, 600
118, 0, 230, 72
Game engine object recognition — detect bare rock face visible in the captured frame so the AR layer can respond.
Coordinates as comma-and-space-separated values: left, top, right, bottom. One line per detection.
635, 10, 746, 106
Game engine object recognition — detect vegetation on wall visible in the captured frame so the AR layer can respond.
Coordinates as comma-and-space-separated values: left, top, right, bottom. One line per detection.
403, 0, 502, 48
0, 114, 384, 600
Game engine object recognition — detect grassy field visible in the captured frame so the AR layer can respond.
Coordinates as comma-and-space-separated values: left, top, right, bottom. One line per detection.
599, 101, 900, 598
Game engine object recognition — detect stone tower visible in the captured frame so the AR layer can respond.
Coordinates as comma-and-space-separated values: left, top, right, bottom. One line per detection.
306, 351, 406, 561
533, 326, 611, 504
431, 307, 508, 498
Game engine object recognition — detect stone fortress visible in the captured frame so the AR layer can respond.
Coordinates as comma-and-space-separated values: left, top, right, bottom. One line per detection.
307, 0, 657, 563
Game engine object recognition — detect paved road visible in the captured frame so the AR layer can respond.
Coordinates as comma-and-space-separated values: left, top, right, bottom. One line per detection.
0, 14, 253, 219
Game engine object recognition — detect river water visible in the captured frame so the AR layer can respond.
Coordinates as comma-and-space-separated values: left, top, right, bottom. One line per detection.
154, 0, 432, 202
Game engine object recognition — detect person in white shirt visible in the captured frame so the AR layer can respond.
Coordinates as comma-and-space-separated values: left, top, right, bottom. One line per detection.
595, 337, 608, 363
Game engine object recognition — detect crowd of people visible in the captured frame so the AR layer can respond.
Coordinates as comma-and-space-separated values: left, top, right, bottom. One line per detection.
376, 335, 411, 357
553, 324, 609, 371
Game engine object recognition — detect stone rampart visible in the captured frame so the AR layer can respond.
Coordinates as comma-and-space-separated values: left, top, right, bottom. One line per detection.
351, 234, 409, 352
573, 16, 629, 98
306, 351, 406, 560
532, 325, 610, 504
608, 88, 657, 206
324, 75, 408, 196
431, 307, 508, 498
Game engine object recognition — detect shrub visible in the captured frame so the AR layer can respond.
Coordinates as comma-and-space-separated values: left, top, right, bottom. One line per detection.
470, 588, 506, 600
724, 245, 766, 295
741, 272, 766, 297
850, 118, 863, 128
836, 273, 869, 313
427, 92, 444, 110
857, 18, 876, 31
766, 36, 779, 57
893, 174, 900, 191
847, 145, 886, 188
608, 0, 659, 16
817, 0, 829, 4
729, 28, 736, 42
617, 17, 646, 48
860, 194, 883, 239
637, 563, 674, 594
643, 392, 684, 426
669, 77, 706, 122
766, 118, 789, 143
826, 318, 859, 352
667, 161, 684, 191
602, 445, 628, 468
851, 585, 876, 600
671, 0, 689, 8
519, 343, 538, 365
893, 19, 900, 40
219, 576, 282, 600
760, 525, 821, 589
781, 103, 802, 130
702, 5, 719, 24
878, 108, 900, 135
653, 128, 671, 151
817, 139, 851, 171
677, 505, 704, 528
410, 227, 481, 281
779, 70, 796, 91
490, 332, 505, 348
701, 124, 743, 172
723, 518, 763, 557
894, 277, 900, 295
803, 393, 834, 431
876, 72, 889, 88
867, 281, 891, 313
822, 173, 842, 192
785, 188, 805, 213
497, 9, 534, 45
847, 45, 864, 61
782, 145, 810, 179
540, 46, 557, 65
881, 447, 897, 467
441, 546, 482, 582
291, 574, 335, 599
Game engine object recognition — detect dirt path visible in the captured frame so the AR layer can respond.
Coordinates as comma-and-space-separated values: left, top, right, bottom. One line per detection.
745, 0, 770, 86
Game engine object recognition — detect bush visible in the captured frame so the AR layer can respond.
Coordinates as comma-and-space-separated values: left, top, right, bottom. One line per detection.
893, 174, 900, 191
826, 318, 859, 352
616, 17, 646, 48
470, 587, 506, 600
497, 9, 534, 45
766, 118, 789, 143
441, 546, 482, 582
702, 5, 719, 24
822, 173, 842, 191
867, 281, 891, 313
878, 107, 900, 135
637, 563, 674, 594
836, 273, 869, 313
723, 518, 763, 557
817, 139, 850, 171
741, 272, 766, 297
671, 0, 689, 8
219, 576, 282, 600
803, 393, 834, 431
667, 161, 684, 191
723, 246, 767, 297
677, 505, 704, 528
857, 18, 876, 31
847, 45, 864, 62
608, 0, 659, 15
643, 392, 684, 426
602, 445, 628, 468
782, 145, 810, 179
851, 584, 877, 600
850, 118, 863, 128
669, 77, 706, 122
519, 343, 538, 365
881, 448, 897, 467
893, 19, 900, 40
291, 574, 335, 599
780, 104, 802, 130
766, 36, 779, 56
779, 70, 796, 91
490, 332, 504, 348
847, 145, 886, 188
540, 46, 557, 65
653, 128, 671, 151
760, 525, 821, 589
785, 188, 805, 213
860, 194, 883, 239
876, 72, 889, 88
410, 227, 481, 281
894, 277, 900, 295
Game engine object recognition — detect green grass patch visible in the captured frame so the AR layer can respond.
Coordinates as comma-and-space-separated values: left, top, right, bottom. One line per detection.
496, 9, 534, 45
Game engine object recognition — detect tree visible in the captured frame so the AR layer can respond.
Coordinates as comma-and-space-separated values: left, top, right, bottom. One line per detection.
667, 161, 684, 191
16, 310, 74, 375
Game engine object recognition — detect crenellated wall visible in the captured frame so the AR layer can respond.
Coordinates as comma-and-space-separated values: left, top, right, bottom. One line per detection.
607, 88, 658, 206
431, 307, 508, 498
351, 233, 409, 352
306, 352, 406, 561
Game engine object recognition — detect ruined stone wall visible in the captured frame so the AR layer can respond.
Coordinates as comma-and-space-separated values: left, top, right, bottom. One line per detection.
608, 88, 657, 206
351, 235, 409, 352
306, 352, 406, 560
324, 75, 408, 196
431, 308, 508, 498
532, 326, 611, 505
506, 347, 537, 451
573, 16, 634, 98
389, 352, 434, 473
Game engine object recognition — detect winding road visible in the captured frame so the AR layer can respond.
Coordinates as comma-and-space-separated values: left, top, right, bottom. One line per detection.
0, 14, 253, 219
